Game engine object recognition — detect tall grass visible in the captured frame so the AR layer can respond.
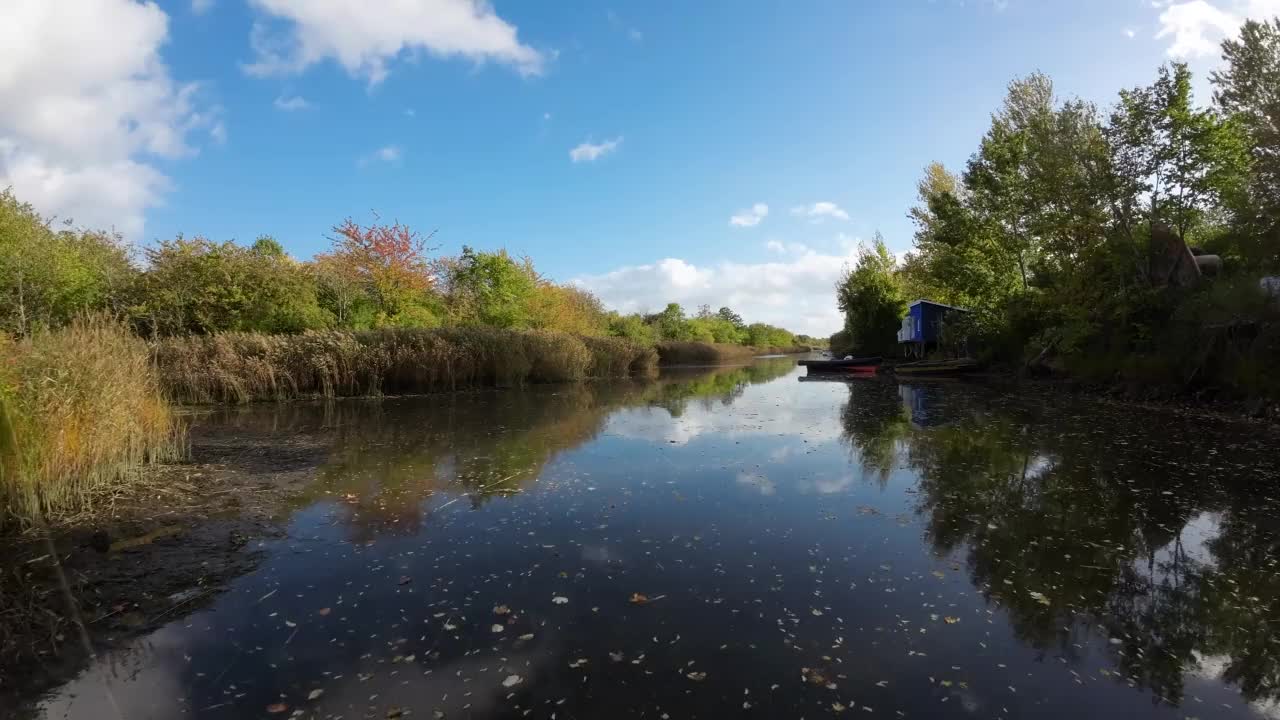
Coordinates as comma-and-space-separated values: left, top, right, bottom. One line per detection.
156, 328, 659, 404
655, 341, 760, 365
0, 319, 185, 524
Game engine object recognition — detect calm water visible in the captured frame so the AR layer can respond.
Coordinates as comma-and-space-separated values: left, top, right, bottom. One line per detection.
36, 359, 1280, 719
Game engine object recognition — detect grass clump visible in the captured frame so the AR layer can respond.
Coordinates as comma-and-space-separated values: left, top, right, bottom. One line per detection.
0, 319, 185, 525
156, 328, 658, 404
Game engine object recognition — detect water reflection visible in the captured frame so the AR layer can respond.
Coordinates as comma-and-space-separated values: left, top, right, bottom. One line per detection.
844, 378, 1280, 708
27, 363, 1280, 719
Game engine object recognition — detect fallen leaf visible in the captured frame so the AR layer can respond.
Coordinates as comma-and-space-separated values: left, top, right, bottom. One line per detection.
493, 605, 510, 615
317, 608, 331, 616
943, 616, 960, 624
266, 703, 288, 714
491, 624, 504, 633
518, 633, 535, 641
502, 674, 523, 688
307, 689, 324, 701
552, 596, 569, 605
629, 593, 650, 605
686, 671, 707, 681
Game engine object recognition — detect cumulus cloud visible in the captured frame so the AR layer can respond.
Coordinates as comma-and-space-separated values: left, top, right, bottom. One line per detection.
243, 0, 545, 85
0, 0, 215, 238
791, 201, 850, 223
729, 203, 769, 228
569, 137, 622, 163
273, 94, 309, 111
359, 144, 402, 166
1155, 0, 1280, 57
572, 243, 860, 337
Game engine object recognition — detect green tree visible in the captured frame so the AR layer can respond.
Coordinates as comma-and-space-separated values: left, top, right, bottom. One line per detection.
0, 190, 135, 335
1212, 17, 1280, 268
444, 247, 538, 329
134, 236, 329, 335
1108, 64, 1251, 253
835, 233, 905, 356
607, 312, 658, 345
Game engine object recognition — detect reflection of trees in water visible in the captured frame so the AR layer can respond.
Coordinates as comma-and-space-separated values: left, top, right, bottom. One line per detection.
839, 381, 1280, 706
284, 360, 798, 542
643, 358, 794, 418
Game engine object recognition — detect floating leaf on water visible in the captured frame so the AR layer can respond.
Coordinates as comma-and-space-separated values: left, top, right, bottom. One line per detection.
518, 633, 535, 641
493, 605, 510, 615
307, 689, 324, 700
552, 596, 569, 605
832, 702, 847, 712
491, 624, 504, 633
398, 576, 412, 585
944, 616, 960, 624
630, 593, 650, 605
502, 674, 523, 687
686, 671, 707, 681
317, 608, 331, 616
266, 703, 288, 714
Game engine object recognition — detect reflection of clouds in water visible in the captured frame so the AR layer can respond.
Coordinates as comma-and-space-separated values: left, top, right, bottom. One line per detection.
769, 446, 795, 462
798, 473, 855, 495
1191, 652, 1280, 719
606, 405, 843, 447
735, 471, 776, 496
40, 620, 553, 720
1134, 511, 1223, 583
39, 623, 196, 719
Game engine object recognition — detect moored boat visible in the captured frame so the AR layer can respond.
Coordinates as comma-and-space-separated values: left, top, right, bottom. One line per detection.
799, 356, 882, 372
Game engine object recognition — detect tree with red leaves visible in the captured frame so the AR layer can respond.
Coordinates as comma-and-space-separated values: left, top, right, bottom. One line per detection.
323, 215, 437, 320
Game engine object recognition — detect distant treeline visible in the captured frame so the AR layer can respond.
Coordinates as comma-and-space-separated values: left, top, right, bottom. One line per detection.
0, 193, 809, 350
834, 18, 1280, 399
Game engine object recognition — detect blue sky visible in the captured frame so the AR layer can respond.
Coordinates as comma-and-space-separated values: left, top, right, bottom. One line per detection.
4, 0, 1276, 335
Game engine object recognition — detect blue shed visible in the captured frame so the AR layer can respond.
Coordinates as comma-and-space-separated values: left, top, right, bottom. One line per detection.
897, 300, 968, 355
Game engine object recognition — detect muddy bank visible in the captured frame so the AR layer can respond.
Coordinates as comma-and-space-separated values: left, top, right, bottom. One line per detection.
0, 412, 336, 711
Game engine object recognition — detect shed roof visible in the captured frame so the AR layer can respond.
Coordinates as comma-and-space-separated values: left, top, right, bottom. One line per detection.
907, 299, 970, 312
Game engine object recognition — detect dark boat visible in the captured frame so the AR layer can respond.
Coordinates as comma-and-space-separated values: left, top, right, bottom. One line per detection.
798, 356, 882, 372
892, 358, 981, 376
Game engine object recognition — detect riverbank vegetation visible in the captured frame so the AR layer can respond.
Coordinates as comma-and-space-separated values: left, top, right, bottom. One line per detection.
157, 328, 659, 404
834, 19, 1280, 401
0, 185, 805, 521
0, 319, 183, 524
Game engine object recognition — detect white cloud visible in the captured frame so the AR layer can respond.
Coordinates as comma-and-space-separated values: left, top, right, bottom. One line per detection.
572, 246, 860, 337
243, 0, 545, 85
359, 144, 402, 166
1125, 28, 1137, 39
1155, 0, 1280, 58
766, 239, 810, 254
790, 201, 850, 223
0, 0, 214, 238
191, 0, 214, 14
569, 137, 622, 163
273, 94, 309, 111
729, 202, 769, 228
